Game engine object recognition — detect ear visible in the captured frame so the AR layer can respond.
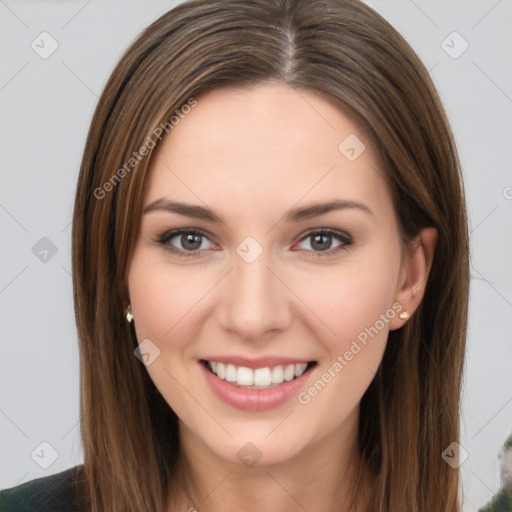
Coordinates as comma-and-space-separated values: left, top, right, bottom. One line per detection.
389, 227, 438, 330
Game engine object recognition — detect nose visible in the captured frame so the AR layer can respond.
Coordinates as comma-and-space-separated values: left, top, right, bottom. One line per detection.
217, 249, 292, 342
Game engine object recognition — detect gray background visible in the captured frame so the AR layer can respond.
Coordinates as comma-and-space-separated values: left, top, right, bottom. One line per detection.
1, 1, 511, 510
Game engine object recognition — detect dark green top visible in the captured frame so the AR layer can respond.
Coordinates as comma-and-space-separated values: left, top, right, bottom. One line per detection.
0, 465, 87, 512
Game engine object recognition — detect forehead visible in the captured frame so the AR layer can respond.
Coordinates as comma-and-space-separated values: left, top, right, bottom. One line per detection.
144, 82, 392, 222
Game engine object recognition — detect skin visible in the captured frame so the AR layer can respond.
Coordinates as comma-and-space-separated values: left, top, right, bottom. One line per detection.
127, 82, 437, 512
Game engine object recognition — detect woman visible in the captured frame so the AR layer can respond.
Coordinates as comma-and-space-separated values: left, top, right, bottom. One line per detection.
0, 0, 470, 510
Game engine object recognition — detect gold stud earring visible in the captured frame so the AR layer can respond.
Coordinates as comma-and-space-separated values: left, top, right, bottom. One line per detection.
126, 304, 134, 323
399, 311, 409, 320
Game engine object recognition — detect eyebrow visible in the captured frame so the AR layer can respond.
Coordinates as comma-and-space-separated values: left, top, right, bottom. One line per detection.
143, 198, 373, 222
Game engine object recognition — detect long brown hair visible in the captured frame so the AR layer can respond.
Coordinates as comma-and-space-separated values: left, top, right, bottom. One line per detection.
71, 0, 470, 510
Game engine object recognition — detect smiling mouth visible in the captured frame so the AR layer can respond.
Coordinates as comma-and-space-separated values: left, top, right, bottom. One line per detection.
200, 359, 317, 389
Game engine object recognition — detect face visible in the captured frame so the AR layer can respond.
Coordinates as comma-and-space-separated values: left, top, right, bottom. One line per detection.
127, 82, 407, 467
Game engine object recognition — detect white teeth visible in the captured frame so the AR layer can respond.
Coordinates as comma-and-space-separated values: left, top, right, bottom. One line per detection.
225, 364, 237, 383
271, 365, 284, 384
206, 360, 311, 388
216, 362, 225, 379
294, 363, 308, 378
237, 366, 254, 386
283, 364, 295, 381
253, 367, 272, 386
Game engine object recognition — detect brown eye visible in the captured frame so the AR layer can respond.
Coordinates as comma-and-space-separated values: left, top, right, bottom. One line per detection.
156, 229, 213, 257
296, 229, 353, 256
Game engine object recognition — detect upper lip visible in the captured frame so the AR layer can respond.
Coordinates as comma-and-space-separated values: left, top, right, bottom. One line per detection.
200, 356, 315, 369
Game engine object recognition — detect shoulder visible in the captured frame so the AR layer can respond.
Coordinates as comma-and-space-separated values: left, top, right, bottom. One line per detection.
0, 465, 87, 512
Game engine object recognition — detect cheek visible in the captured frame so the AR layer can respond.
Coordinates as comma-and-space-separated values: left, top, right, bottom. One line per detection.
127, 251, 210, 345
293, 250, 400, 350
129, 239, 400, 355
290, 259, 398, 420
127, 253, 211, 413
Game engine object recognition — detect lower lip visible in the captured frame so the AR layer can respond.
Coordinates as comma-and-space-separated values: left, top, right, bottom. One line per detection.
199, 361, 316, 412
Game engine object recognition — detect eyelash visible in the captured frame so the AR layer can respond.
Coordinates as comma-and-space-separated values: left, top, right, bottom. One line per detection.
155, 228, 354, 258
